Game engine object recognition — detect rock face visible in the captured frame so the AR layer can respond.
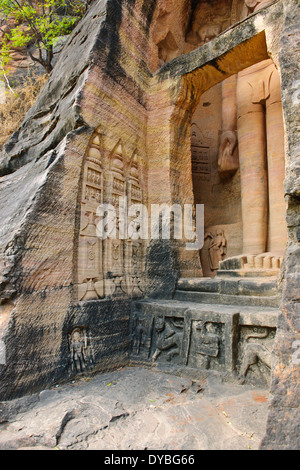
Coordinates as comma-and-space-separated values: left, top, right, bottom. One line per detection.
0, 0, 299, 450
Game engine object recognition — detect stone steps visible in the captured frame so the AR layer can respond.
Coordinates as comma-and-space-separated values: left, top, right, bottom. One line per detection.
174, 276, 281, 308
217, 253, 283, 279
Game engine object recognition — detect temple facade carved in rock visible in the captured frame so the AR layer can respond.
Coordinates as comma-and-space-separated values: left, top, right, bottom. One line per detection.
0, 0, 299, 450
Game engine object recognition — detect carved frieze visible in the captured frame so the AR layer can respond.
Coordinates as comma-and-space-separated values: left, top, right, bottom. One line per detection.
130, 307, 277, 386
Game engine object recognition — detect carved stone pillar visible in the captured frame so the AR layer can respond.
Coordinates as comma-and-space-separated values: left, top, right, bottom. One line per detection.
237, 59, 286, 256
237, 62, 269, 254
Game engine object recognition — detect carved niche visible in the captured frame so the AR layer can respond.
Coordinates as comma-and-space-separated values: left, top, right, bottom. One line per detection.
151, 315, 184, 363
74, 134, 145, 301
151, 0, 186, 69
76, 132, 104, 301
185, 0, 272, 48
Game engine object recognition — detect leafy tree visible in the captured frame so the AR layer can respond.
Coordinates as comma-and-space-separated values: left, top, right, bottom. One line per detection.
0, 0, 91, 74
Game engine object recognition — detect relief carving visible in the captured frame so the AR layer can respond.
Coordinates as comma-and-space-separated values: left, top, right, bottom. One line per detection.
131, 313, 151, 357
218, 130, 239, 175
206, 229, 227, 272
238, 327, 275, 384
218, 75, 239, 176
130, 307, 276, 387
191, 123, 211, 181
196, 321, 221, 369
77, 211, 104, 301
152, 316, 183, 362
200, 229, 228, 278
75, 135, 145, 301
69, 327, 95, 374
127, 151, 144, 296
186, 0, 231, 46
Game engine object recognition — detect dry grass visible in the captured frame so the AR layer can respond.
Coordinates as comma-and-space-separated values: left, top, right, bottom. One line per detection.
0, 73, 48, 151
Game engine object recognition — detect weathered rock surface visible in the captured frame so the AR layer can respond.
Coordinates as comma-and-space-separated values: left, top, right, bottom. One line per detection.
0, 0, 298, 451
0, 366, 269, 450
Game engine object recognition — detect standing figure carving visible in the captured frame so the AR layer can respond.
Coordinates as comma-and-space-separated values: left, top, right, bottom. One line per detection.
208, 229, 227, 271
69, 328, 94, 373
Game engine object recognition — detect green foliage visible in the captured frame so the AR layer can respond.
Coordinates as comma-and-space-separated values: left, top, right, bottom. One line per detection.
0, 0, 90, 73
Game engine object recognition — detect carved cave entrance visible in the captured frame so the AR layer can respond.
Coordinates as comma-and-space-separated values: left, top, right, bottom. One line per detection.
191, 59, 287, 278
135, 54, 289, 387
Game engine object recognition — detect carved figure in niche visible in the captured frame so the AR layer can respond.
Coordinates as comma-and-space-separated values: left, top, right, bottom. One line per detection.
218, 74, 239, 176
208, 229, 227, 271
198, 23, 222, 45
236, 60, 286, 254
196, 321, 221, 369
152, 316, 183, 362
238, 327, 275, 384
75, 131, 104, 302
69, 328, 94, 373
186, 0, 231, 46
108, 223, 126, 296
218, 130, 239, 175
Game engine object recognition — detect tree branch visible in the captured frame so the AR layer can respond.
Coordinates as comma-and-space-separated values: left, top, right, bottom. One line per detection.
0, 62, 16, 95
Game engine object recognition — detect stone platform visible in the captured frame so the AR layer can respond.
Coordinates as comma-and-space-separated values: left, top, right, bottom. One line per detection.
131, 264, 280, 387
